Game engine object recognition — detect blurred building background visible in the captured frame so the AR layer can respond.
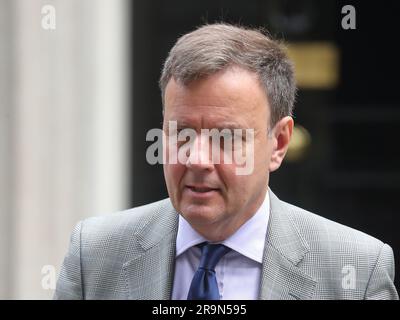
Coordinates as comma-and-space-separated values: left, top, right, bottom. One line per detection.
0, 0, 399, 298
0, 0, 131, 298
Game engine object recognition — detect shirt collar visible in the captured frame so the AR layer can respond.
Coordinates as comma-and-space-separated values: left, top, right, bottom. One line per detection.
175, 189, 270, 263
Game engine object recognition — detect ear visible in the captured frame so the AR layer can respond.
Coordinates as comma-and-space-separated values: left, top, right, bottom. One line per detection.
269, 116, 294, 172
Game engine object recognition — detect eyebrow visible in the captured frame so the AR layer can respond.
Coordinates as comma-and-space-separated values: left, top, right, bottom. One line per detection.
214, 123, 247, 130
175, 121, 193, 128
169, 120, 248, 131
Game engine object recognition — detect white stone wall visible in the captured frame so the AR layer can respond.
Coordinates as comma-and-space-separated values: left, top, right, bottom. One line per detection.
0, 0, 131, 299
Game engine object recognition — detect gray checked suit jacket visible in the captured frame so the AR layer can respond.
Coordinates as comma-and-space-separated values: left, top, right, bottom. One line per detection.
54, 190, 399, 300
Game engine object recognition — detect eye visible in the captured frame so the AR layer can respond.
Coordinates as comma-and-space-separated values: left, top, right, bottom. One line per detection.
177, 127, 194, 145
213, 129, 234, 151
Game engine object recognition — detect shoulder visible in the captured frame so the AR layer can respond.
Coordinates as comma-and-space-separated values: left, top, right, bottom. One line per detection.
275, 198, 397, 299
80, 198, 172, 234
278, 199, 393, 285
280, 199, 384, 253
281, 201, 383, 251
76, 198, 176, 253
57, 198, 177, 299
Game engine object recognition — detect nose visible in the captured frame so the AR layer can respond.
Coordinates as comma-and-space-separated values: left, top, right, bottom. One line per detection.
185, 134, 214, 171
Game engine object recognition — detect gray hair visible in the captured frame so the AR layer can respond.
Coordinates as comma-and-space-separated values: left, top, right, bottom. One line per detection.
159, 23, 296, 127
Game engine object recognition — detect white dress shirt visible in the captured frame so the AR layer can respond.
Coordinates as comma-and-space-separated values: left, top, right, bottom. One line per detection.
171, 190, 270, 300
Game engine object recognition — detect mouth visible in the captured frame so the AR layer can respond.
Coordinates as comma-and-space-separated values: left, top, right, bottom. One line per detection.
185, 185, 220, 197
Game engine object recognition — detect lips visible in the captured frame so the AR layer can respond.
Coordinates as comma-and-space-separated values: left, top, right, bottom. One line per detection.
187, 186, 218, 193
184, 184, 221, 197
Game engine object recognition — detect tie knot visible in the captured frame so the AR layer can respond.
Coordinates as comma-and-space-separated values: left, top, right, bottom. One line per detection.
198, 243, 231, 271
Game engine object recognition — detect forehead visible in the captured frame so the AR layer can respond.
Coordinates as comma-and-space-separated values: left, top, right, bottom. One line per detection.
164, 67, 270, 128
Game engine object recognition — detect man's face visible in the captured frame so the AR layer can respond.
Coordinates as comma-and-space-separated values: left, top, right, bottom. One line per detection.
163, 66, 275, 240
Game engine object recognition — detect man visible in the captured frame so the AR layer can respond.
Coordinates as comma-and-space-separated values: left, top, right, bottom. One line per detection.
54, 23, 398, 300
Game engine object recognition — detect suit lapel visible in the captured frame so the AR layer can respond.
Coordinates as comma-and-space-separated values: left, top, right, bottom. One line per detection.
123, 200, 179, 300
259, 190, 317, 300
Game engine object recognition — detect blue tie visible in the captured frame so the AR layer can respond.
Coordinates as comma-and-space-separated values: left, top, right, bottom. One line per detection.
187, 243, 231, 300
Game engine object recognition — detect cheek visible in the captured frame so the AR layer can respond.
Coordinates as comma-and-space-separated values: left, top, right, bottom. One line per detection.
254, 138, 271, 167
216, 158, 267, 194
164, 164, 185, 188
217, 168, 255, 209
215, 163, 239, 192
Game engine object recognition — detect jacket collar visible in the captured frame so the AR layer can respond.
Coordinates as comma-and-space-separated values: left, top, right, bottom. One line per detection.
259, 190, 316, 299
123, 199, 178, 299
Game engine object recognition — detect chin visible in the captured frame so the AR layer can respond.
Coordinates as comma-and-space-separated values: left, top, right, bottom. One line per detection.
180, 203, 222, 225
